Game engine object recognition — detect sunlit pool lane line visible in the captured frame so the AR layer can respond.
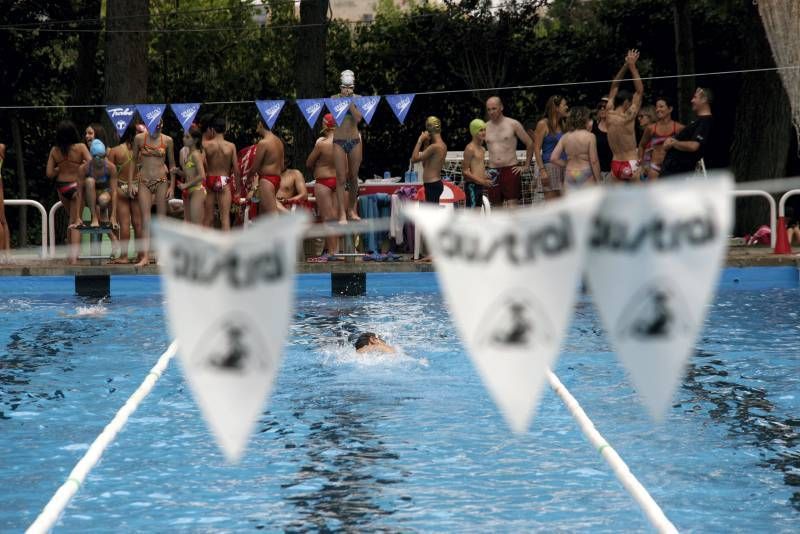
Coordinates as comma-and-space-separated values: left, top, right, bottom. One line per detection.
25, 341, 179, 534
547, 370, 679, 534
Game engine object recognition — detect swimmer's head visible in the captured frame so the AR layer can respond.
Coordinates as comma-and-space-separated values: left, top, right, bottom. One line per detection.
354, 332, 378, 351
469, 118, 486, 138
90, 139, 106, 158
323, 113, 336, 130
425, 116, 442, 135
340, 69, 355, 87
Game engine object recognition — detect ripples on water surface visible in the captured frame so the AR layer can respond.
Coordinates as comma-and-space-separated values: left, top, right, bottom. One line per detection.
0, 274, 798, 532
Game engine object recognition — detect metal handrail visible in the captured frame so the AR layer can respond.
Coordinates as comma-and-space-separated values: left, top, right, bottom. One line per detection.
732, 190, 776, 248
3, 199, 48, 257
47, 201, 62, 258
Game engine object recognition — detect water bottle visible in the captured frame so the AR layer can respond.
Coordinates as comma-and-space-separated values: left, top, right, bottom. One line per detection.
383, 170, 391, 180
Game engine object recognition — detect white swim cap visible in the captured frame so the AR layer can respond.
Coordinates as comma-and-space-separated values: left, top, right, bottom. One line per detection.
340, 70, 355, 86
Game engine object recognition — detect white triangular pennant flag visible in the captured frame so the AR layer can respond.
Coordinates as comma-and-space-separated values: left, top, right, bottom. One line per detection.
585, 173, 732, 420
407, 188, 603, 432
153, 212, 309, 462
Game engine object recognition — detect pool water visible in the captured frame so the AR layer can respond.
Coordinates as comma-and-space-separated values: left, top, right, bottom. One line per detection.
0, 272, 798, 532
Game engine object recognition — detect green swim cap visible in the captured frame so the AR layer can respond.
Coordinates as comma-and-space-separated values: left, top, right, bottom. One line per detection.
469, 119, 486, 137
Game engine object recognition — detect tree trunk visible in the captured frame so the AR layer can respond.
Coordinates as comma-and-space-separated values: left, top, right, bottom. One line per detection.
730, 3, 792, 237
10, 117, 26, 247
293, 0, 329, 176
672, 0, 695, 124
71, 0, 103, 128
104, 0, 150, 140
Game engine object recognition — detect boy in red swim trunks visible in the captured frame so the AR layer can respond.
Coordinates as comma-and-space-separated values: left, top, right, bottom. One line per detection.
202, 116, 238, 230
604, 49, 644, 183
248, 117, 285, 216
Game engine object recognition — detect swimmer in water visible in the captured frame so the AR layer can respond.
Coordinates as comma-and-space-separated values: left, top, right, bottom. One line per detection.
354, 332, 395, 354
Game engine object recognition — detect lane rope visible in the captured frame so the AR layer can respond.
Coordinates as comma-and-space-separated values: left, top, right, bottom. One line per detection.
547, 369, 679, 534
26, 341, 179, 534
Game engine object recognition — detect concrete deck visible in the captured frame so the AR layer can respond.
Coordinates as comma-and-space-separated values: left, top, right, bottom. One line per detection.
0, 246, 796, 277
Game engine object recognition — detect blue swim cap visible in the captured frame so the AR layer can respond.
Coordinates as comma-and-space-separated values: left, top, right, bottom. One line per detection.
90, 139, 106, 157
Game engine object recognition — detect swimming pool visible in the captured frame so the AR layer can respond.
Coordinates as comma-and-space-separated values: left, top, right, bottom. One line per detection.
1, 271, 798, 532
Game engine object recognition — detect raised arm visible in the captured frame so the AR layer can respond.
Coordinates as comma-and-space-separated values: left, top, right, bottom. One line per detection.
627, 49, 643, 113
410, 132, 430, 163
607, 59, 629, 112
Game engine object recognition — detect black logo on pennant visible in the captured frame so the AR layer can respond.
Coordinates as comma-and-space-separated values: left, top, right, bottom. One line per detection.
479, 289, 554, 352
194, 313, 271, 374
617, 279, 691, 341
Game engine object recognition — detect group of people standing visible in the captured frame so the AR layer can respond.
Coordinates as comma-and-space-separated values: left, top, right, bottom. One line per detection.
0, 56, 714, 263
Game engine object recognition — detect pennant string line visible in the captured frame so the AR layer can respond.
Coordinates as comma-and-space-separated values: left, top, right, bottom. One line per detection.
26, 342, 179, 534
0, 66, 797, 110
546, 370, 679, 534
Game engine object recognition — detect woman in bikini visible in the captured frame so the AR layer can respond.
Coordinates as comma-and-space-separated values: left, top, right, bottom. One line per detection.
306, 113, 339, 259
549, 106, 601, 192
532, 94, 569, 200
332, 69, 363, 223
108, 124, 141, 263
177, 125, 206, 225
638, 97, 684, 181
0, 141, 8, 257
130, 119, 176, 267
46, 120, 91, 264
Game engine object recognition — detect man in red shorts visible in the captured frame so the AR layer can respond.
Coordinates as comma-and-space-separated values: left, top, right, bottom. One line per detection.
484, 96, 534, 208
605, 49, 644, 183
202, 116, 239, 230
249, 117, 285, 216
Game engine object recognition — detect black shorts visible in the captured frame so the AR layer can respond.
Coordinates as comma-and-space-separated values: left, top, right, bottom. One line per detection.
464, 182, 483, 209
423, 180, 444, 204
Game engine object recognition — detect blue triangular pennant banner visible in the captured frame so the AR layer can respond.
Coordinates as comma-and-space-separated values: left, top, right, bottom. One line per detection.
170, 103, 201, 132
385, 94, 415, 124
255, 100, 286, 130
105, 105, 137, 138
136, 104, 167, 136
296, 98, 326, 129
324, 97, 353, 127
354, 96, 381, 125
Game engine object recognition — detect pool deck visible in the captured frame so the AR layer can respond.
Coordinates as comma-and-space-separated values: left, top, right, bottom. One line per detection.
0, 246, 796, 276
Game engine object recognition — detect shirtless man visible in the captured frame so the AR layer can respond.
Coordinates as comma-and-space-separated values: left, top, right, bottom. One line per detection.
275, 162, 309, 214
462, 119, 493, 209
484, 96, 534, 207
248, 118, 284, 216
410, 116, 448, 205
202, 116, 238, 230
307, 114, 340, 255
605, 49, 644, 182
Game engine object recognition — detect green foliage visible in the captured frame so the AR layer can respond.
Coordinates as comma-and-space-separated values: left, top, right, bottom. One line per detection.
0, 0, 792, 244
